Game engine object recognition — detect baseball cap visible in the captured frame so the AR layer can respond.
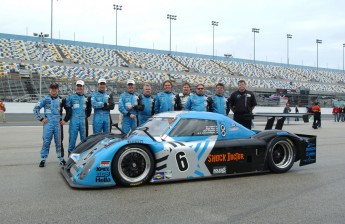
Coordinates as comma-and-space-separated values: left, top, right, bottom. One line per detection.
98, 78, 106, 84
127, 79, 135, 85
50, 83, 59, 89
76, 80, 85, 86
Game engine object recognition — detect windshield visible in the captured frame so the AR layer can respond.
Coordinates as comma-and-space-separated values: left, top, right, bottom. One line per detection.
131, 117, 173, 137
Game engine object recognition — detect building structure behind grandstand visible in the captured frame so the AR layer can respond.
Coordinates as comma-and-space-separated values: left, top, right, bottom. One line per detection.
1, 33, 344, 107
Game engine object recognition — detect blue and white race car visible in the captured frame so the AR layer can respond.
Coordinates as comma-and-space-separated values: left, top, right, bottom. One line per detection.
61, 111, 316, 188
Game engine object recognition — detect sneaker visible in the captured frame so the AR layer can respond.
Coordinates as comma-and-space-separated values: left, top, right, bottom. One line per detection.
39, 160, 45, 168
60, 159, 66, 166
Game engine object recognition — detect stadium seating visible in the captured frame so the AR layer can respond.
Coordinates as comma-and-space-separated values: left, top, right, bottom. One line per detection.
1, 33, 345, 103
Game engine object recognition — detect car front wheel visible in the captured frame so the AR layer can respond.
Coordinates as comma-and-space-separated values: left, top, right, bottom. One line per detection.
112, 145, 154, 187
267, 137, 296, 173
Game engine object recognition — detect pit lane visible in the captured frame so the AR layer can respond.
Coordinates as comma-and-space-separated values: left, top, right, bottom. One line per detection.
0, 119, 344, 224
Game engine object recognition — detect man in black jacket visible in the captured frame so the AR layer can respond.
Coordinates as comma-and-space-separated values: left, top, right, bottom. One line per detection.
227, 80, 257, 129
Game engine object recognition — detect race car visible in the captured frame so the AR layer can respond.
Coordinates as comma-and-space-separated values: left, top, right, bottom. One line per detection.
61, 111, 316, 188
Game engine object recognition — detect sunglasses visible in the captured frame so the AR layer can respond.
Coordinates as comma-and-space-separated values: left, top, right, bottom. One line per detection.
197, 88, 204, 90
77, 84, 84, 87
99, 83, 106, 85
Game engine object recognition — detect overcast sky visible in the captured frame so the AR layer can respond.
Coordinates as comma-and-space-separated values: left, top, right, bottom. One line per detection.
1, 0, 345, 70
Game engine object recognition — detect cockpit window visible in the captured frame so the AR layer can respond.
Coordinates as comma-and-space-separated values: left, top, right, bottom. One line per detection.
169, 118, 218, 137
131, 117, 172, 137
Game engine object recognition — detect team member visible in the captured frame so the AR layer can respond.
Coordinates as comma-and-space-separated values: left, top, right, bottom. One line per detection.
311, 102, 321, 129
119, 79, 143, 135
185, 84, 211, 111
174, 82, 192, 110
138, 83, 154, 125
209, 83, 227, 115
0, 100, 6, 123
227, 80, 257, 130
65, 80, 92, 156
154, 80, 175, 114
33, 83, 67, 167
91, 78, 115, 134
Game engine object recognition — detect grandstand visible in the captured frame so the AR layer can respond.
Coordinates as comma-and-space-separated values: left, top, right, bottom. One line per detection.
1, 33, 344, 106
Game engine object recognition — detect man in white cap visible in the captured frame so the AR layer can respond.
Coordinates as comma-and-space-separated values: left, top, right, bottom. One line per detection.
119, 79, 143, 136
64, 80, 92, 156
91, 78, 115, 134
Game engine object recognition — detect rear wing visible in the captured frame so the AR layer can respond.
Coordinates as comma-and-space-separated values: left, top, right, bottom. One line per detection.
296, 134, 316, 166
253, 113, 310, 130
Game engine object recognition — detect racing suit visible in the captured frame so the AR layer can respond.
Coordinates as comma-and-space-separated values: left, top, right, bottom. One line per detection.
119, 92, 142, 134
91, 91, 114, 134
154, 92, 175, 114
209, 94, 227, 115
33, 95, 67, 162
185, 94, 211, 112
138, 94, 154, 125
65, 93, 92, 153
174, 93, 192, 111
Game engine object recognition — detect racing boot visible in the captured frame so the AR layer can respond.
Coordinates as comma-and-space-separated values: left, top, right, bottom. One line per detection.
39, 160, 46, 168
60, 159, 66, 166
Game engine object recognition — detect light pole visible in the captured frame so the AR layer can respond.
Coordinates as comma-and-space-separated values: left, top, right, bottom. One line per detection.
51, 0, 53, 39
316, 39, 322, 70
343, 43, 345, 74
113, 4, 122, 47
252, 28, 260, 64
287, 34, 292, 65
212, 21, 219, 59
167, 14, 177, 53
34, 32, 49, 99
50, 0, 58, 39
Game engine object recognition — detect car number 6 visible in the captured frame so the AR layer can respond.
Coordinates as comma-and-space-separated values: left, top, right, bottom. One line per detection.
176, 151, 189, 171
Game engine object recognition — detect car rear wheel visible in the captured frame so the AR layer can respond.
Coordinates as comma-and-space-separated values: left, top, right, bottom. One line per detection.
112, 145, 154, 187
267, 137, 295, 173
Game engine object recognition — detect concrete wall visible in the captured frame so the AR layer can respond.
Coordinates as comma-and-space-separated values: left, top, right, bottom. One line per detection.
4, 102, 333, 114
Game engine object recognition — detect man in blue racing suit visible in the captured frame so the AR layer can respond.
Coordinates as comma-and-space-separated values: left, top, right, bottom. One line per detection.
65, 80, 92, 156
91, 78, 115, 134
185, 83, 211, 112
209, 83, 227, 116
138, 83, 154, 125
119, 79, 144, 135
33, 83, 68, 167
154, 80, 175, 114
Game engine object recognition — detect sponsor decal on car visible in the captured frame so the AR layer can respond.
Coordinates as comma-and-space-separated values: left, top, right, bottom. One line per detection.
207, 152, 244, 163
229, 123, 239, 131
152, 172, 165, 181
127, 140, 144, 144
100, 161, 110, 167
95, 166, 111, 183
213, 166, 227, 174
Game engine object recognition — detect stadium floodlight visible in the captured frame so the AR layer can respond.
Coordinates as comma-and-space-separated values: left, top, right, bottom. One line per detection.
167, 14, 177, 53
113, 4, 122, 47
343, 43, 345, 74
252, 28, 260, 64
212, 21, 219, 59
224, 53, 233, 62
287, 34, 292, 65
33, 32, 49, 99
316, 39, 322, 70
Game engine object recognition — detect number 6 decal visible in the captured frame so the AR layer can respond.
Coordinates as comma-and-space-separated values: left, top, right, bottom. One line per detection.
176, 151, 189, 171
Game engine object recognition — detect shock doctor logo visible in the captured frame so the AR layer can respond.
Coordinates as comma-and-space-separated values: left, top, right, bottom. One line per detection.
207, 152, 244, 163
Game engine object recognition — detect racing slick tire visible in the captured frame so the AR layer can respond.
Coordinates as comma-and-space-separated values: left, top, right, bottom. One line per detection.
267, 137, 296, 173
112, 144, 155, 187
